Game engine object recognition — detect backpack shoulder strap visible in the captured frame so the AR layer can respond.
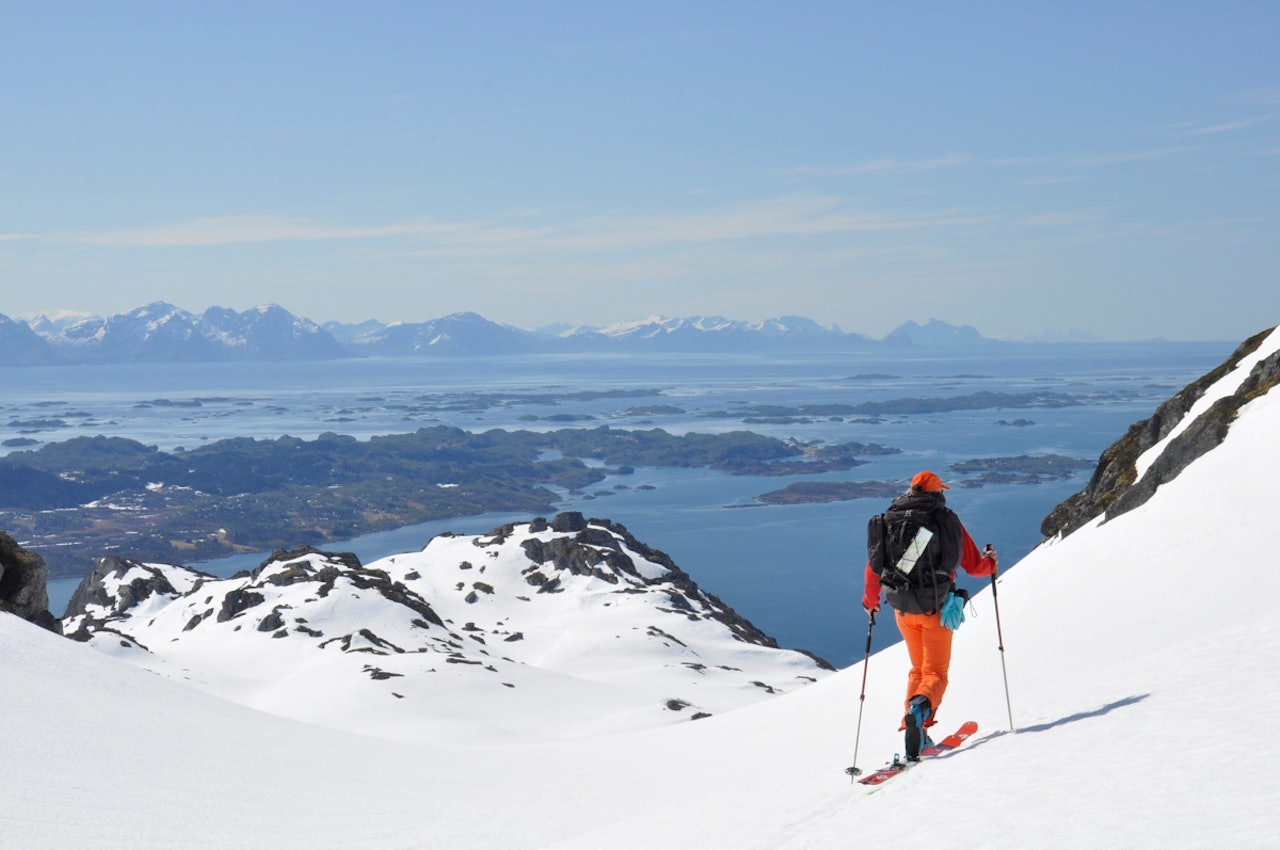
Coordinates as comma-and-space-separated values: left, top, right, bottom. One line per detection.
866, 513, 890, 574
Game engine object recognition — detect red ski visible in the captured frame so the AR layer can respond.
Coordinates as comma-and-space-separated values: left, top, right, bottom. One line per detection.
854, 753, 912, 786
921, 719, 978, 757
852, 721, 978, 787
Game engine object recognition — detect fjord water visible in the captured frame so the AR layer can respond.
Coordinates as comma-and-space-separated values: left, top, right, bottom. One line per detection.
13, 341, 1231, 665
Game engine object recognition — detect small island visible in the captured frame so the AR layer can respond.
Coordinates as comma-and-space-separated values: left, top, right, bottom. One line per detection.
753, 454, 1094, 505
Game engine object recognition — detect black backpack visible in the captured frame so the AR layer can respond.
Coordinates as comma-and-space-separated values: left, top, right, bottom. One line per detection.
867, 506, 943, 592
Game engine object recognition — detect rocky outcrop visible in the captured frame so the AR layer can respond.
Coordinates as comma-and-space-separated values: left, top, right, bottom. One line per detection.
1043, 327, 1280, 539
0, 530, 62, 633
64, 556, 189, 618
503, 512, 834, 669
62, 556, 208, 641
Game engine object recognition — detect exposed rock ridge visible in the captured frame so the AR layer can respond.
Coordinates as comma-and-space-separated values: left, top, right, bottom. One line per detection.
497, 512, 832, 665
1042, 327, 1280, 539
0, 530, 61, 633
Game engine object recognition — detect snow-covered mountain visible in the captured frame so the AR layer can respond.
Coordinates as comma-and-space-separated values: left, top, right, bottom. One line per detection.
61, 512, 831, 742
883, 317, 1000, 348
199, 303, 348, 360
323, 311, 877, 355
4, 324, 1278, 848
0, 311, 57, 366
558, 314, 872, 352
323, 310, 543, 356
9, 301, 1009, 363
17, 302, 347, 363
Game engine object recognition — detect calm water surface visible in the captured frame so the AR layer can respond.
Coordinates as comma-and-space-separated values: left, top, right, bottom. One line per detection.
16, 342, 1232, 665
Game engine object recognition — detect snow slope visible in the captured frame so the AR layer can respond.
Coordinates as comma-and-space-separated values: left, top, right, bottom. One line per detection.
4, 326, 1278, 848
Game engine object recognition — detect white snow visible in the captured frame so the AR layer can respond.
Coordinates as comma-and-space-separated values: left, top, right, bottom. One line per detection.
4, 327, 1279, 848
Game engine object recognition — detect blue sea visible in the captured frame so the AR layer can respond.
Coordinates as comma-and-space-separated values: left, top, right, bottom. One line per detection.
5, 341, 1232, 665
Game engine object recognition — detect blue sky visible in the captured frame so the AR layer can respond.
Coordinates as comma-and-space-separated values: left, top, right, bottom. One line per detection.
2, 1, 1276, 341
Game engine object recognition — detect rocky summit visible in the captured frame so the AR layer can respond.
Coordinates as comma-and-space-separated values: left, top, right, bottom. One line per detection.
0, 531, 60, 633
62, 512, 832, 742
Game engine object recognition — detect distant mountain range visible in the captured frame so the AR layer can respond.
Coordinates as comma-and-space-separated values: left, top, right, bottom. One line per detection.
3, 301, 1020, 365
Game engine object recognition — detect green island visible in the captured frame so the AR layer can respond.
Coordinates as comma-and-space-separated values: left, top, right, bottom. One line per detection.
0, 426, 898, 577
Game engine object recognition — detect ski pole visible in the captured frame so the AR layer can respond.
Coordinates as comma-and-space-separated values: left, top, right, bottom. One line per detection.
990, 566, 1015, 732
844, 610, 876, 779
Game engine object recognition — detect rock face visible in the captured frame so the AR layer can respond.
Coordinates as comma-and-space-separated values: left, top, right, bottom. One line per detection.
1043, 326, 1280, 539
63, 555, 207, 643
0, 530, 61, 633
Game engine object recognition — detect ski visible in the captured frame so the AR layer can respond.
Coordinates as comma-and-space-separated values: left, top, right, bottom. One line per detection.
920, 719, 978, 757
847, 720, 978, 786
851, 753, 912, 786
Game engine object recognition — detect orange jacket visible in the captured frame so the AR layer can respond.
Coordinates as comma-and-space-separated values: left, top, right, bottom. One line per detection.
862, 525, 996, 611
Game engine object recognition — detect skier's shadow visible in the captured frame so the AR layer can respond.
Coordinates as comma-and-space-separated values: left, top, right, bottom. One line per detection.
934, 693, 1150, 756
1016, 693, 1150, 734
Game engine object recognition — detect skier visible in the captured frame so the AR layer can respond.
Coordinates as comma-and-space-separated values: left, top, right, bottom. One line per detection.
863, 470, 997, 759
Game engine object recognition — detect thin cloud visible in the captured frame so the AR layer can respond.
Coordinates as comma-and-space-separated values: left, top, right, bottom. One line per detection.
75, 215, 549, 248
459, 195, 994, 256
1231, 87, 1280, 108
68, 195, 995, 258
1, 233, 37, 242
569, 196, 910, 242
782, 153, 970, 176
1173, 116, 1269, 136
990, 146, 1202, 168
1070, 147, 1203, 166
1020, 175, 1085, 186
1017, 209, 1105, 227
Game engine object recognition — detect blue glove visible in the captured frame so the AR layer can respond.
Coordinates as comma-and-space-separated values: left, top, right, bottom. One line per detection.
940, 591, 966, 630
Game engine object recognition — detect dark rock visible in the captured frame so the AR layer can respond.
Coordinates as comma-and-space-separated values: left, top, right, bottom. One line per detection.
64, 556, 211, 636
1109, 339, 1280, 520
550, 511, 588, 532
521, 534, 627, 584
1043, 328, 1280, 539
217, 588, 267, 622
364, 666, 403, 680
258, 608, 287, 632
0, 530, 61, 632
256, 545, 362, 577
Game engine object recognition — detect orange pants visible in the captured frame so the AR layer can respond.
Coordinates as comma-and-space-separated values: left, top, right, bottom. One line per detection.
895, 609, 954, 727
